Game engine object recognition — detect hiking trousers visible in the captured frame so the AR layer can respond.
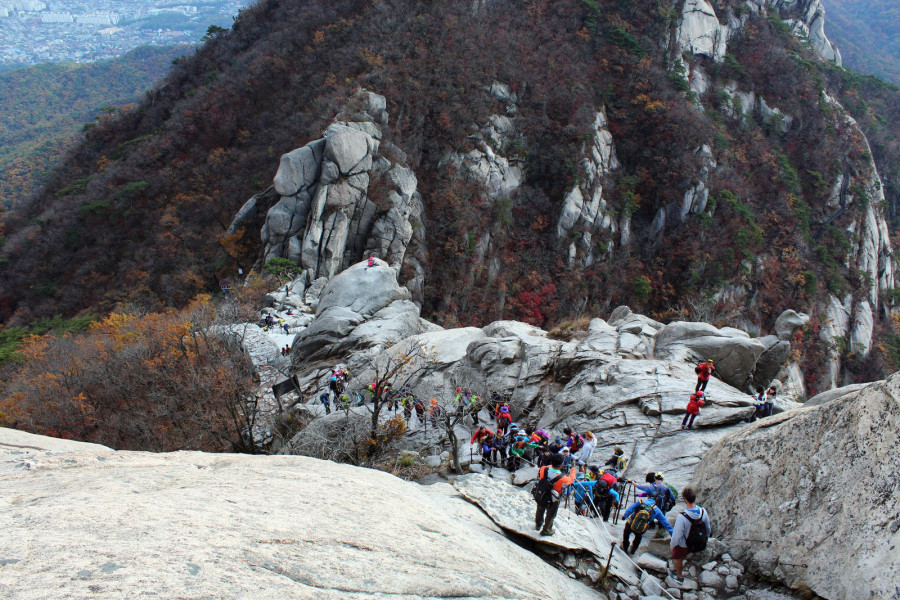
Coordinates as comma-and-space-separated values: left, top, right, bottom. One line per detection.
682, 413, 697, 429
695, 378, 709, 392
622, 521, 644, 554
595, 495, 614, 521
535, 500, 560, 532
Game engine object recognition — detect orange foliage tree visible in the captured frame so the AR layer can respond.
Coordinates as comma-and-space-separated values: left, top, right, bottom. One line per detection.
0, 294, 259, 452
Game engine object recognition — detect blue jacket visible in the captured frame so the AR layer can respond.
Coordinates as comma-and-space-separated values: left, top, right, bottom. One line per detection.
622, 499, 673, 534
570, 479, 596, 503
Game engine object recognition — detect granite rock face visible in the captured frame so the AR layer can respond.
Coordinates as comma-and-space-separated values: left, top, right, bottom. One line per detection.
692, 375, 900, 600
0, 428, 604, 600
240, 89, 427, 303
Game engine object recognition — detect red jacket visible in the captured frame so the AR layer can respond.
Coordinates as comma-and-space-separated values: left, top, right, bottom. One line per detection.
686, 395, 705, 415
538, 465, 577, 495
696, 362, 715, 381
600, 472, 618, 489
471, 426, 494, 444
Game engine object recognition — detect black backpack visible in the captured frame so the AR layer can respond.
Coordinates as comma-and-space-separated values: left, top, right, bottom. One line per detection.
650, 484, 676, 513
532, 469, 565, 505
684, 508, 709, 552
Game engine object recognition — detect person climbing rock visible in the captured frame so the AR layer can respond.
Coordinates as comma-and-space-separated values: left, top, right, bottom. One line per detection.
575, 431, 596, 471
367, 256, 376, 267
571, 474, 597, 517
621, 495, 673, 554
604, 446, 628, 472
560, 446, 574, 469
413, 398, 426, 429
634, 472, 677, 513
592, 472, 621, 522
682, 391, 705, 430
320, 392, 331, 415
695, 359, 715, 392
668, 487, 710, 585
749, 386, 765, 422
496, 405, 512, 436
533, 453, 577, 536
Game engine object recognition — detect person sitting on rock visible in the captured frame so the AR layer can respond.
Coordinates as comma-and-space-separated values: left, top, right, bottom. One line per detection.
749, 386, 766, 422
621, 495, 673, 555
682, 391, 705, 430
668, 487, 710, 585
695, 359, 715, 392
534, 453, 577, 536
763, 386, 777, 418
604, 446, 628, 472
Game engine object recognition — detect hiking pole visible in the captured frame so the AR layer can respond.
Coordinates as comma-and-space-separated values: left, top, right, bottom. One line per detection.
602, 542, 617, 577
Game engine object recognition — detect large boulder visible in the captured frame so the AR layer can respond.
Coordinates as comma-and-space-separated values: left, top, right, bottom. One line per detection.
774, 310, 809, 341
0, 429, 602, 600
291, 259, 419, 363
655, 321, 768, 389
693, 374, 900, 599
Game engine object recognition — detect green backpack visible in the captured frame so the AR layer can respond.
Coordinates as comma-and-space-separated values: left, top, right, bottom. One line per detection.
630, 502, 653, 534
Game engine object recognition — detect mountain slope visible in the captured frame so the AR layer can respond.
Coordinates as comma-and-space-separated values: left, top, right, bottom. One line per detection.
1, 0, 899, 391
821, 0, 900, 85
0, 45, 191, 208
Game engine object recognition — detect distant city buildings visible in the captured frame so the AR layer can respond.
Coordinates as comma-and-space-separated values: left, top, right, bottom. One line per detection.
0, 0, 250, 66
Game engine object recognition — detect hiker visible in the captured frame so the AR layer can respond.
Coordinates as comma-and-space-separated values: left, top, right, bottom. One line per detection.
621, 495, 673, 554
496, 405, 512, 436
560, 446, 574, 470
763, 386, 777, 418
634, 472, 677, 513
413, 398, 426, 429
682, 391, 705, 430
668, 487, 711, 585
749, 387, 766, 422
283, 323, 290, 334
533, 453, 577, 536
400, 393, 413, 422
429, 398, 441, 428
575, 431, 596, 471
592, 471, 621, 522
586, 464, 601, 481
571, 474, 597, 516
467, 393, 483, 424
563, 427, 584, 453
320, 392, 331, 415
508, 432, 528, 470
367, 256, 376, 267
490, 434, 507, 465
604, 446, 628, 472
471, 425, 495, 446
695, 359, 715, 392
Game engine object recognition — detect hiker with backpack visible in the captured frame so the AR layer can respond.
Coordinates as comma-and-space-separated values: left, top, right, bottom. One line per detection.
621, 495, 673, 554
749, 386, 766, 422
695, 359, 715, 392
682, 391, 705, 430
668, 487, 711, 585
633, 472, 677, 513
592, 469, 621, 522
570, 474, 598, 517
320, 392, 331, 415
496, 405, 512, 436
604, 446, 628, 473
532, 453, 577, 536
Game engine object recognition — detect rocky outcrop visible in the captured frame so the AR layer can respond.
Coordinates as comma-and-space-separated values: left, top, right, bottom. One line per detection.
0, 428, 602, 600
235, 89, 427, 303
693, 374, 900, 599
677, 0, 727, 62
277, 270, 804, 489
290, 259, 421, 366
557, 108, 620, 265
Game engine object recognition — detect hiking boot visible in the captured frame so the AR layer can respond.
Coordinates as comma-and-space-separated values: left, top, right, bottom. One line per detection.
540, 528, 554, 536
535, 521, 542, 531
667, 571, 684, 584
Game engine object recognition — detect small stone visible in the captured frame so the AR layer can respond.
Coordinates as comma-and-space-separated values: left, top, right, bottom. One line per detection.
701, 561, 717, 571
725, 575, 739, 589
587, 568, 602, 583
682, 594, 698, 600
716, 565, 730, 575
730, 566, 742, 577
616, 583, 626, 592
678, 578, 699, 591
666, 589, 682, 599
687, 566, 697, 578
640, 573, 664, 596
562, 552, 577, 568
699, 570, 723, 587
720, 553, 732, 562
636, 552, 669, 573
